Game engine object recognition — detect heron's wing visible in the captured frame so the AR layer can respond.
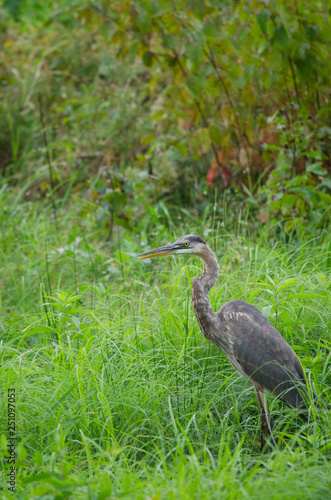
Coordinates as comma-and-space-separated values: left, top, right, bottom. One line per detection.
217, 300, 308, 408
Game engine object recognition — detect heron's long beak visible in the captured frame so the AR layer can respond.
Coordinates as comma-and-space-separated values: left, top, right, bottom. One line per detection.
137, 243, 180, 259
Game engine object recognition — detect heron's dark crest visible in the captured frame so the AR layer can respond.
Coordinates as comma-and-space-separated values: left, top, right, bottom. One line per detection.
138, 235, 313, 449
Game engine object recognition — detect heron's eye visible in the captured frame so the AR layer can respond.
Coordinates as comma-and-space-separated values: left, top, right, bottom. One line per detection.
184, 242, 189, 247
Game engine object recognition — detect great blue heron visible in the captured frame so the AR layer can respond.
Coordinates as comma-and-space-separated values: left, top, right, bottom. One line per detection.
138, 234, 311, 449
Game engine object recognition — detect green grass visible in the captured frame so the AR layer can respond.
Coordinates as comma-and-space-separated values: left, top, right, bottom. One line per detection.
0, 192, 330, 499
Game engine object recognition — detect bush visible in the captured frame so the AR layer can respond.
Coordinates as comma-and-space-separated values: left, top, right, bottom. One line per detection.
1, 0, 330, 232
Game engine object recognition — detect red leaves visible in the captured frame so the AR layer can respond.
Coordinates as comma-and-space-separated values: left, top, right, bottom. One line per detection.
207, 166, 233, 188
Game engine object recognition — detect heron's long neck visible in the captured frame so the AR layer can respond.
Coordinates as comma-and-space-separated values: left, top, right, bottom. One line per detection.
191, 246, 220, 342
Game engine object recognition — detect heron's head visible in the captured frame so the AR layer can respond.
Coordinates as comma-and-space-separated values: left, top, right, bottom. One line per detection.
137, 234, 207, 260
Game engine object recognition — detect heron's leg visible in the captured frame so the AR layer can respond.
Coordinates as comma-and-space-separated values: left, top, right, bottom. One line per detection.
254, 386, 273, 451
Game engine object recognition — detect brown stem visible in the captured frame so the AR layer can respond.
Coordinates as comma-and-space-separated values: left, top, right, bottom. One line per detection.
315, 72, 320, 110
288, 56, 300, 103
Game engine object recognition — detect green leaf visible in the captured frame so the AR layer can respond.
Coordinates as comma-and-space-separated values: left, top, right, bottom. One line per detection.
301, 150, 325, 159
142, 51, 154, 67
271, 193, 298, 211
71, 316, 81, 328
137, 10, 150, 34
128, 41, 138, 63
152, 110, 164, 121
277, 279, 299, 292
291, 186, 321, 204
285, 219, 294, 233
320, 179, 331, 190
209, 125, 223, 145
188, 0, 205, 18
187, 74, 205, 95
257, 10, 270, 37
318, 192, 331, 204
141, 133, 154, 145
195, 31, 206, 50
162, 34, 174, 50
186, 43, 203, 66
261, 305, 272, 318
203, 21, 218, 39
307, 162, 326, 176
273, 25, 290, 48
195, 128, 211, 154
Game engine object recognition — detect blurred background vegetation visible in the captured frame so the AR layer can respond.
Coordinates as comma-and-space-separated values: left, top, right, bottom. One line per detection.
1, 2, 331, 497
1, 0, 330, 236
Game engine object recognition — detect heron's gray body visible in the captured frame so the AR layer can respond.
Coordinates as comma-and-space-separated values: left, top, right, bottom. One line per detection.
138, 234, 310, 447
191, 238, 307, 408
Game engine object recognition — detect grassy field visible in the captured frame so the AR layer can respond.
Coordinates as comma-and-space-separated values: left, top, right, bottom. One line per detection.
0, 192, 330, 499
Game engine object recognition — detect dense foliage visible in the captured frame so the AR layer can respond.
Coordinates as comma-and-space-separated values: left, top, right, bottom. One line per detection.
1, 0, 330, 234
0, 2, 331, 498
